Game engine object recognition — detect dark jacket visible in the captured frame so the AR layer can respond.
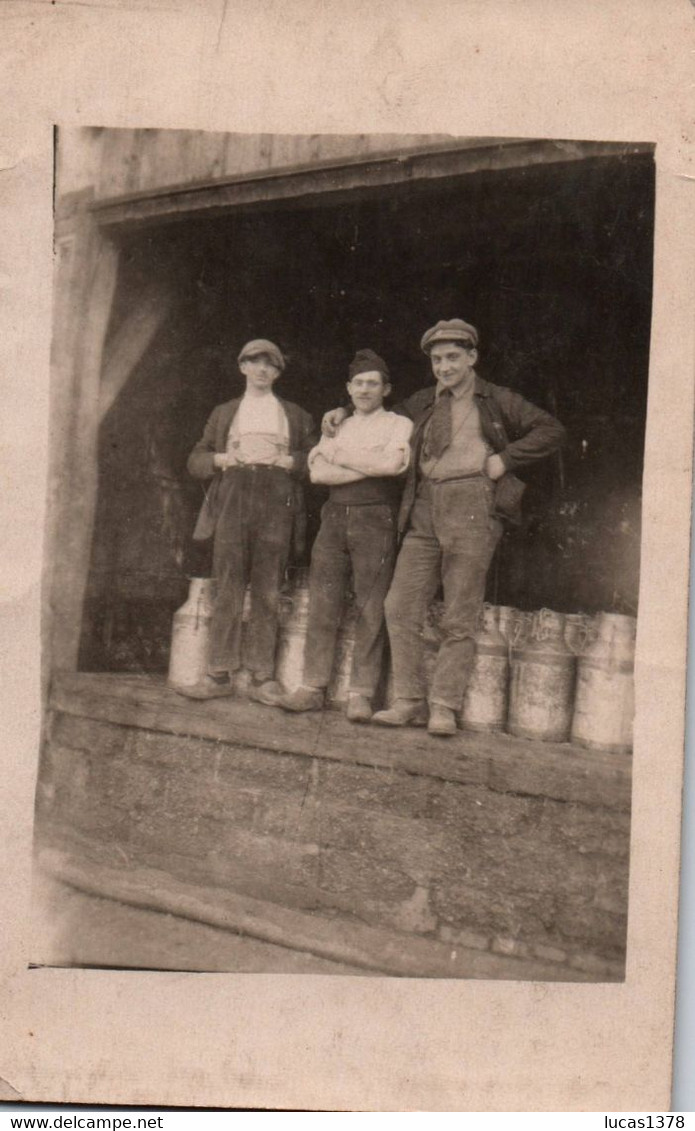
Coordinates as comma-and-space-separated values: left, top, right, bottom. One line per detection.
187, 396, 317, 553
396, 376, 566, 532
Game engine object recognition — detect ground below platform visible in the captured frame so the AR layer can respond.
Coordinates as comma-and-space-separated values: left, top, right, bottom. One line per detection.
31, 871, 372, 976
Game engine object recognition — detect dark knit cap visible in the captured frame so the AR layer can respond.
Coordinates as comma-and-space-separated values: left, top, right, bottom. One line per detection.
348, 349, 390, 381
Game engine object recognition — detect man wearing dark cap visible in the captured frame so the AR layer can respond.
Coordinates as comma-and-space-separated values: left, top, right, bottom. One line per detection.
323, 319, 565, 736
181, 339, 316, 703
278, 349, 412, 722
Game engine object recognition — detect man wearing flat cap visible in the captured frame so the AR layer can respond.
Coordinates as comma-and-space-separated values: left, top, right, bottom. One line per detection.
323, 318, 565, 736
279, 349, 413, 722
182, 339, 316, 703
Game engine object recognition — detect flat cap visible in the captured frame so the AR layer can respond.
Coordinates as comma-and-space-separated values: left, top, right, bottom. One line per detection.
238, 338, 285, 371
420, 318, 478, 354
348, 348, 390, 381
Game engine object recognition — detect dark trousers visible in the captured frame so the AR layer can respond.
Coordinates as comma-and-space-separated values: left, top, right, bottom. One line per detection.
303, 502, 398, 698
209, 465, 294, 679
384, 477, 502, 710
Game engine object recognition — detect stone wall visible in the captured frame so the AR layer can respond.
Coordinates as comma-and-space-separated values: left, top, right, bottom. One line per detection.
35, 674, 631, 979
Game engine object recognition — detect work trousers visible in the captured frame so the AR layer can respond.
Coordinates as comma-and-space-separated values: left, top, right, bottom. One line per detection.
209, 465, 294, 680
384, 477, 502, 710
303, 502, 398, 698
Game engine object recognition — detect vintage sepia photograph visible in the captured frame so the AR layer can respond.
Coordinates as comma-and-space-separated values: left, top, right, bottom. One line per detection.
31, 126, 653, 983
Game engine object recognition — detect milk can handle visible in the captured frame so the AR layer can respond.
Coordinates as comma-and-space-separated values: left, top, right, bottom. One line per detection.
574, 621, 590, 655
535, 607, 555, 641
510, 615, 526, 648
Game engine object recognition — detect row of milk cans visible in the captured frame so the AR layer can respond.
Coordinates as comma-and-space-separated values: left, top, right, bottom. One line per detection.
168, 575, 636, 754
452, 604, 635, 752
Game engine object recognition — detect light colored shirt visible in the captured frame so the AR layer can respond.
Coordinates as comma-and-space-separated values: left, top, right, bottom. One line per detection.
227, 393, 290, 465
420, 380, 492, 481
309, 407, 412, 478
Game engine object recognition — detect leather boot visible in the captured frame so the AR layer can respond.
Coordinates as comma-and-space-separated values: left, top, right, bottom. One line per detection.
427, 704, 458, 736
346, 693, 372, 723
248, 678, 286, 706
371, 699, 428, 727
279, 686, 326, 712
173, 674, 234, 700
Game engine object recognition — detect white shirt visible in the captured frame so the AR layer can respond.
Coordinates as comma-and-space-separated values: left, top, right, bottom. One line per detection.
309, 407, 412, 476
227, 393, 290, 464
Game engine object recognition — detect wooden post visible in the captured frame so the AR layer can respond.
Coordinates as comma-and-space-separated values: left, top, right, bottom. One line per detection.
45, 195, 120, 676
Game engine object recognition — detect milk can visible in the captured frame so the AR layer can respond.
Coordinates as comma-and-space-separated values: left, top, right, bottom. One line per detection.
495, 605, 517, 647
584, 613, 600, 647
326, 601, 358, 709
460, 604, 509, 732
564, 613, 589, 655
511, 608, 536, 650
167, 578, 215, 692
274, 571, 311, 693
571, 612, 636, 753
508, 608, 576, 742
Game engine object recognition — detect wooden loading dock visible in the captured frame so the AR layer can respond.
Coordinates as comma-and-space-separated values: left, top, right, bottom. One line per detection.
35, 130, 653, 977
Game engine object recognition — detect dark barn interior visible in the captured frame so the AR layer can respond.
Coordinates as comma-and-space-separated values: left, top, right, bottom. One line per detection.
78, 151, 654, 674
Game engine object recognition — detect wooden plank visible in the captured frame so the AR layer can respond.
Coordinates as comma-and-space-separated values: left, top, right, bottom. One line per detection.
185, 132, 229, 182
44, 192, 101, 688
50, 672, 632, 810
91, 139, 654, 230
96, 130, 139, 198
91, 131, 453, 197
221, 132, 262, 178
38, 847, 609, 980
48, 233, 120, 672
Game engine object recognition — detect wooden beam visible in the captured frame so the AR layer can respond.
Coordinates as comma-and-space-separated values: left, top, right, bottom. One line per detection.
89, 139, 654, 231
47, 224, 119, 673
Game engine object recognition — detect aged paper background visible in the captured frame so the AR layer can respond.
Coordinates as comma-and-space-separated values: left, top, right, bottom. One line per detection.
1, 0, 694, 1112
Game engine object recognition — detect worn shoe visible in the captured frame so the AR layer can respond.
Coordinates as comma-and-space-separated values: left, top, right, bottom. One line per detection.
279, 686, 325, 712
346, 693, 372, 723
427, 705, 458, 736
248, 679, 286, 706
173, 674, 234, 700
371, 699, 428, 727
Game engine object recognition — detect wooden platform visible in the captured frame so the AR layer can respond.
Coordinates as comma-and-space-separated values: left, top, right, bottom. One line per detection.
36, 671, 631, 978
49, 671, 632, 812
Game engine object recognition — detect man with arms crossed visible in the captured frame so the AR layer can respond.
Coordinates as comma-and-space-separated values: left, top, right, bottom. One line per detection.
279, 349, 412, 722
323, 319, 565, 737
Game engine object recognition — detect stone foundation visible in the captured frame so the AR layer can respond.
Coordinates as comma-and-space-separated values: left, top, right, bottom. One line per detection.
35, 673, 632, 979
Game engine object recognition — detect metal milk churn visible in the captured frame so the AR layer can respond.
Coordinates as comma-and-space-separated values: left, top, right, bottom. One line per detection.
564, 613, 590, 655
326, 600, 358, 709
511, 608, 536, 649
460, 604, 509, 732
495, 605, 517, 647
167, 578, 215, 692
571, 612, 636, 753
274, 569, 310, 693
508, 608, 576, 742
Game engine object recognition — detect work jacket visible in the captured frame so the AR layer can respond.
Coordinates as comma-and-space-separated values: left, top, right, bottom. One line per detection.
396, 376, 566, 532
187, 396, 317, 553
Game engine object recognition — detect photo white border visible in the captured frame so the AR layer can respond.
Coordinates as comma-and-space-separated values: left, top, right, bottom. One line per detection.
1, 0, 693, 1111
